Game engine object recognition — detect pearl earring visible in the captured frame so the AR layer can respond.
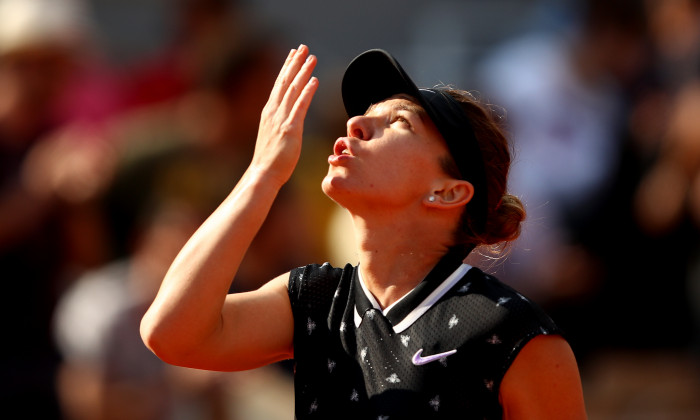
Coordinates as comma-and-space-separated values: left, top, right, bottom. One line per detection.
428, 196, 436, 202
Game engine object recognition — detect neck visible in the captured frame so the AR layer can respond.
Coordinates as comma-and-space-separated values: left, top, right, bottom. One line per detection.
350, 212, 457, 309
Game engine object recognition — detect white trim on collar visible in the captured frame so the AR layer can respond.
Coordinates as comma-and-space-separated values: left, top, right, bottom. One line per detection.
353, 263, 473, 332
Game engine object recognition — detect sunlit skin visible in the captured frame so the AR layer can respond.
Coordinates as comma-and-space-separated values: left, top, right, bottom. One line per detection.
323, 96, 456, 212
140, 45, 587, 419
323, 95, 475, 307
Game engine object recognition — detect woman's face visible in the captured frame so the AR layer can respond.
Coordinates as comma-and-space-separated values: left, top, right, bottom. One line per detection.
322, 95, 452, 212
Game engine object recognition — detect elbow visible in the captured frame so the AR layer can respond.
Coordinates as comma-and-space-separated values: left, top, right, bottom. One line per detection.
139, 311, 163, 356
139, 311, 183, 366
140, 308, 211, 368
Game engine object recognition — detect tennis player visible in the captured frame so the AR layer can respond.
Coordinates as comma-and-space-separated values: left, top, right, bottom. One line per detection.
141, 45, 587, 419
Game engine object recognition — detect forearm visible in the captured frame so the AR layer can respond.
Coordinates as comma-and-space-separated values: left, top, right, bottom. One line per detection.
140, 44, 318, 367
140, 168, 283, 359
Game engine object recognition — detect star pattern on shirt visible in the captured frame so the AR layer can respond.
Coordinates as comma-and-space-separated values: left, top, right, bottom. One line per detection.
429, 395, 441, 412
307, 317, 316, 335
290, 262, 561, 419
448, 314, 459, 329
385, 373, 401, 383
309, 399, 319, 413
360, 346, 370, 364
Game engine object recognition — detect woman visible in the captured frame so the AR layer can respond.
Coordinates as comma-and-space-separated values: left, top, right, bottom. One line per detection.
141, 45, 587, 419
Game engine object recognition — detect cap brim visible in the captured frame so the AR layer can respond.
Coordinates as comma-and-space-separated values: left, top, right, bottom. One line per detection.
342, 49, 424, 118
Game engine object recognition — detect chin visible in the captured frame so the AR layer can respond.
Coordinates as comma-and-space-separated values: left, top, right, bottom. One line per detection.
322, 175, 354, 208
322, 174, 341, 199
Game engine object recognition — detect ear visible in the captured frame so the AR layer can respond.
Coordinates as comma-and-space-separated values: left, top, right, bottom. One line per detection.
424, 179, 474, 209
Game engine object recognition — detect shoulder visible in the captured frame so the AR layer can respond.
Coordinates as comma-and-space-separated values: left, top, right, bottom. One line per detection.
288, 262, 355, 309
499, 334, 587, 419
290, 262, 349, 283
289, 262, 353, 291
459, 266, 562, 370
468, 267, 555, 311
463, 267, 558, 330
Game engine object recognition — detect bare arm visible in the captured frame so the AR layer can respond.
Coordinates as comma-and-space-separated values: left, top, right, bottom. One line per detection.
140, 45, 318, 371
499, 334, 588, 419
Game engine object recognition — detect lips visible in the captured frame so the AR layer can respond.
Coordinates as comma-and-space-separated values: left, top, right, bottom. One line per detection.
333, 138, 352, 157
328, 138, 353, 165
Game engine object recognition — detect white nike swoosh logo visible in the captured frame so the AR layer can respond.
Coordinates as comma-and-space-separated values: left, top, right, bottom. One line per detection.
412, 348, 457, 366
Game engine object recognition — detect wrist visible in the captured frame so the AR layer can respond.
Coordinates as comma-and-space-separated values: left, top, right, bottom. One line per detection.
242, 165, 289, 194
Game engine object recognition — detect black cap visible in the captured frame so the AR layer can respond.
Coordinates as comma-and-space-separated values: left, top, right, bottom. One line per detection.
341, 49, 488, 234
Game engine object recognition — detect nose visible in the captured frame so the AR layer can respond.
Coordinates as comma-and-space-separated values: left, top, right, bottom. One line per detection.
346, 115, 371, 140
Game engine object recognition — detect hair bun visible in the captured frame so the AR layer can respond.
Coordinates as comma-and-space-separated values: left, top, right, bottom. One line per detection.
481, 194, 525, 245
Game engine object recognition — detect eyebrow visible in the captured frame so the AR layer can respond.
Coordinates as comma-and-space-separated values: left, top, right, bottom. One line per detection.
365, 96, 428, 120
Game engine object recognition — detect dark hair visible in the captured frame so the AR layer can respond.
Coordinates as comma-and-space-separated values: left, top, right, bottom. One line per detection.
439, 89, 525, 252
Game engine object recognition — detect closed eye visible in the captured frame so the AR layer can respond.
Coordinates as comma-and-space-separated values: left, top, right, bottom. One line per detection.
391, 114, 412, 129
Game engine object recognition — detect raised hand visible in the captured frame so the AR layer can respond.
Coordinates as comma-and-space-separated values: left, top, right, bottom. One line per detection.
141, 45, 319, 371
251, 45, 318, 187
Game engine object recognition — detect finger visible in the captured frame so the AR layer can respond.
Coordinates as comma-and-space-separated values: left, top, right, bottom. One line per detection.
279, 53, 317, 115
265, 48, 296, 106
289, 76, 319, 128
269, 45, 310, 105
271, 48, 296, 90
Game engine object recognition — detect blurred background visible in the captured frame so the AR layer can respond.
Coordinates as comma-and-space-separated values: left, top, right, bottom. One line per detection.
1, 0, 699, 418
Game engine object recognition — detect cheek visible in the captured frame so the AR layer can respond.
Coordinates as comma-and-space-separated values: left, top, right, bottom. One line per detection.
320, 143, 446, 207
372, 160, 438, 204
396, 150, 445, 185
322, 163, 401, 208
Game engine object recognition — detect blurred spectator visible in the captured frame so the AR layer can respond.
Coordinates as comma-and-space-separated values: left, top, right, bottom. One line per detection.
475, 0, 652, 356
631, 0, 700, 347
103, 40, 316, 280
645, 0, 700, 92
0, 0, 122, 417
54, 197, 229, 420
122, 0, 261, 110
577, 0, 700, 356
476, 2, 700, 416
51, 2, 322, 417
